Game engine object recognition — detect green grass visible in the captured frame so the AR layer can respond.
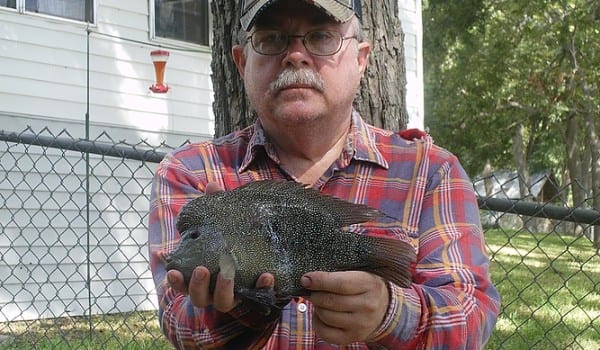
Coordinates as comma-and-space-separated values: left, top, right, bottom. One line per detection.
485, 229, 600, 350
1, 230, 598, 349
0, 312, 172, 350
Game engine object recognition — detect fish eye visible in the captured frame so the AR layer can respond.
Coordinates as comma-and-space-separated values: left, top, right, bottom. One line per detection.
188, 230, 200, 239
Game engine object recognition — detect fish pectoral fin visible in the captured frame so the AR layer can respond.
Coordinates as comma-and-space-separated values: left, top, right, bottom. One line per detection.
238, 287, 288, 316
218, 252, 238, 280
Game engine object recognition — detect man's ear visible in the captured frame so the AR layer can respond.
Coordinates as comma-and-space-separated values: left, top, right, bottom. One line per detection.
357, 41, 371, 76
232, 45, 247, 78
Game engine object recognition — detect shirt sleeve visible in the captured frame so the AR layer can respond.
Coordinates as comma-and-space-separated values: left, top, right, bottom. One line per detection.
148, 151, 280, 349
370, 145, 501, 349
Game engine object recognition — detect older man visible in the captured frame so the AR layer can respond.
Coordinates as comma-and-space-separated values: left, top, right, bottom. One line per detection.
148, 0, 500, 348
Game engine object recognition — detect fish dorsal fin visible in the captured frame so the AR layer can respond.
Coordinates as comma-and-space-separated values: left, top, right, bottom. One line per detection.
234, 180, 382, 226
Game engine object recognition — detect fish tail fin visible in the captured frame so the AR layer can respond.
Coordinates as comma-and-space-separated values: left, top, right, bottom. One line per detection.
365, 237, 416, 288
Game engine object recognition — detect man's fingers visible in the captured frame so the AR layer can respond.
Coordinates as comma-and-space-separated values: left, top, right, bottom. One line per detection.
302, 271, 367, 294
311, 314, 352, 345
213, 273, 237, 312
188, 266, 212, 307
167, 269, 188, 294
170, 267, 274, 313
205, 182, 224, 195
256, 273, 275, 289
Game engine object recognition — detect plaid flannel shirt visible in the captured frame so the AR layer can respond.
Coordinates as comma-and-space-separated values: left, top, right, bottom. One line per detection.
148, 111, 500, 349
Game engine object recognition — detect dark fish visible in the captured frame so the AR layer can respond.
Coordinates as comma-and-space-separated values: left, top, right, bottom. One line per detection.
165, 180, 415, 309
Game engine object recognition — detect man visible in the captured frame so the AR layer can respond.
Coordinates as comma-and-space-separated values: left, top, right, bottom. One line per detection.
148, 0, 501, 348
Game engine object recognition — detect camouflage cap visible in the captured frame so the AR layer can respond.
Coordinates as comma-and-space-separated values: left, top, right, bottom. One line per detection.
240, 0, 362, 31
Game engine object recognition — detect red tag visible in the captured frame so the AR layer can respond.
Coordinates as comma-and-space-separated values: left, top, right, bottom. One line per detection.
399, 128, 427, 140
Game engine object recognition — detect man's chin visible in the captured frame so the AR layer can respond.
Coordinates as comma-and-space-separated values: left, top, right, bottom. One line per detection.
272, 106, 323, 124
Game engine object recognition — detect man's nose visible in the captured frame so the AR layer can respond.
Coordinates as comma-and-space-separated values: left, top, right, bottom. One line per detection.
282, 37, 312, 67
286, 36, 309, 54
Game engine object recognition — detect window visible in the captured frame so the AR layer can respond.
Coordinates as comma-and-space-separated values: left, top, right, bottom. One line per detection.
154, 0, 209, 46
0, 0, 16, 8
0, 0, 94, 23
26, 0, 93, 22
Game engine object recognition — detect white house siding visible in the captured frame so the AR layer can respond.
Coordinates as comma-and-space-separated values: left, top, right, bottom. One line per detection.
0, 1, 214, 143
0, 141, 159, 321
0, 0, 213, 322
0, 1, 423, 322
398, 0, 424, 129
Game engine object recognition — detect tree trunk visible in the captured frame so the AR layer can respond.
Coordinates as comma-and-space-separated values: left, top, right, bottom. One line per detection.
512, 123, 531, 200
355, 0, 409, 130
583, 98, 600, 247
482, 161, 493, 197
210, 0, 409, 138
210, 1, 253, 138
565, 112, 586, 208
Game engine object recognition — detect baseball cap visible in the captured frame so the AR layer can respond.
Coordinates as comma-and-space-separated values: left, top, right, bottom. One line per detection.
240, 0, 363, 31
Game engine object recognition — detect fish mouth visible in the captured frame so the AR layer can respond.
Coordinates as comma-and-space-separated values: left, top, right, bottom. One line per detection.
163, 254, 180, 270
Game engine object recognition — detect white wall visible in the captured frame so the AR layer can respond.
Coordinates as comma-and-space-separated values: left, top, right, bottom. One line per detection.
0, 0, 214, 322
0, 134, 162, 321
0, 0, 214, 143
398, 0, 424, 129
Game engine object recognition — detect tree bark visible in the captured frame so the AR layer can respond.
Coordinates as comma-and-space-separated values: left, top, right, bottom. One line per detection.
583, 98, 600, 247
512, 123, 531, 200
482, 161, 493, 198
210, 0, 409, 137
355, 0, 409, 130
565, 112, 586, 208
210, 1, 252, 138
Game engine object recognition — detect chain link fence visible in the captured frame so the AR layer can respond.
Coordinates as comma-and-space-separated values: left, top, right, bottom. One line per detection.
0, 127, 598, 349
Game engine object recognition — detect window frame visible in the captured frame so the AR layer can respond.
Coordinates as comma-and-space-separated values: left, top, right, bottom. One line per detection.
0, 0, 96, 24
149, 0, 212, 50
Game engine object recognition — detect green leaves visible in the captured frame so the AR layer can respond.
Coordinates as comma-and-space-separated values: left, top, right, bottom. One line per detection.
424, 0, 599, 179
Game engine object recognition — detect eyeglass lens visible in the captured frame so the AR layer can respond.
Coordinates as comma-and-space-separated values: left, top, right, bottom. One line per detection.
250, 30, 348, 56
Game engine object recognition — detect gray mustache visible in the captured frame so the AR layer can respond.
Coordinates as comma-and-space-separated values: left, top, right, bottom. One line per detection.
270, 69, 325, 92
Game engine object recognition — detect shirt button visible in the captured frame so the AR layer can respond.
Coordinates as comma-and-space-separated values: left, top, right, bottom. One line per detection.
297, 302, 308, 313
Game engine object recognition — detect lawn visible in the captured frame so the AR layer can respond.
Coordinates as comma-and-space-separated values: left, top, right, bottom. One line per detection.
0, 312, 171, 350
484, 229, 600, 350
1, 229, 598, 349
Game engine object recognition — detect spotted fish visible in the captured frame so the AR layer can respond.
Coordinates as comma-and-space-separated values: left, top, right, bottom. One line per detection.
165, 180, 415, 309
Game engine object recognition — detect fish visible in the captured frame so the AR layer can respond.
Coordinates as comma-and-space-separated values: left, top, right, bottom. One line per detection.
164, 180, 415, 311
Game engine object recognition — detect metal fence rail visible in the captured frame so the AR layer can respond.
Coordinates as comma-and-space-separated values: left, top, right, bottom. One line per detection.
1, 127, 598, 350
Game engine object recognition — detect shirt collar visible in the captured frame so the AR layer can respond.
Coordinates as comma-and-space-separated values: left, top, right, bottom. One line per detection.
239, 119, 275, 173
239, 110, 389, 173
348, 110, 389, 169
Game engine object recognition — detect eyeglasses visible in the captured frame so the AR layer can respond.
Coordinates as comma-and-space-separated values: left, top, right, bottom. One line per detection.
246, 30, 357, 56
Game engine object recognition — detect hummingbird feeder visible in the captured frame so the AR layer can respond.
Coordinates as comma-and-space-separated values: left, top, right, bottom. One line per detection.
150, 49, 170, 93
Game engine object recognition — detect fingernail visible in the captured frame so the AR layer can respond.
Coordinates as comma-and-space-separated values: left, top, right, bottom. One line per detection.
193, 267, 204, 281
301, 275, 311, 288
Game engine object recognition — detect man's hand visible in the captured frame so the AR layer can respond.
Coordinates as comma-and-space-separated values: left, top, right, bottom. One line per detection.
302, 271, 390, 345
167, 267, 274, 313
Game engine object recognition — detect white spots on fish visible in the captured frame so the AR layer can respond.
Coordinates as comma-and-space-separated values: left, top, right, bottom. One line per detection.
259, 204, 294, 285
